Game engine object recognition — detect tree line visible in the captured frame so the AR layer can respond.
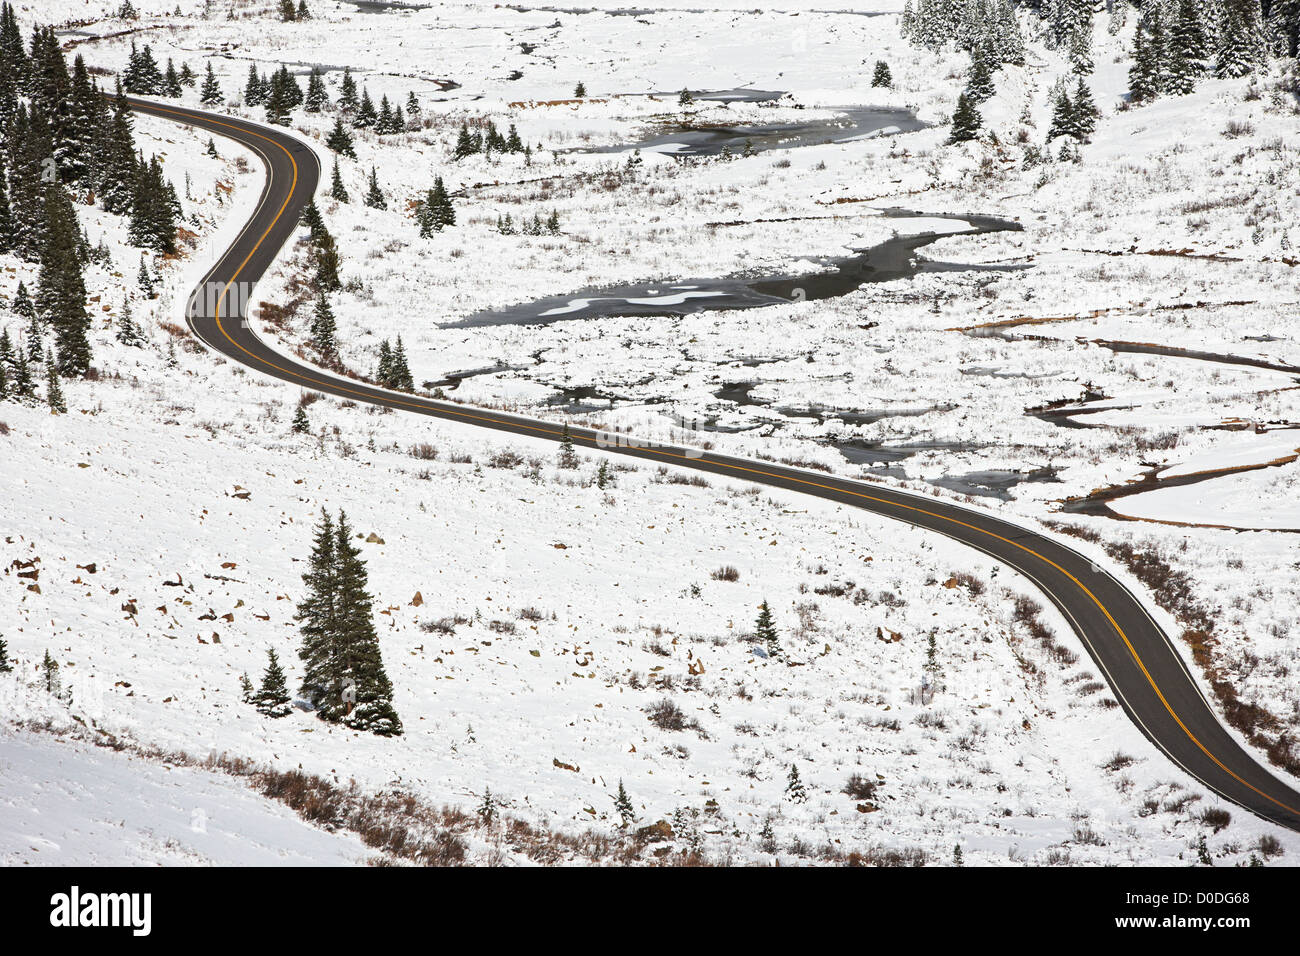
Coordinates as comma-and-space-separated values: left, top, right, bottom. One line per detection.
0, 5, 181, 392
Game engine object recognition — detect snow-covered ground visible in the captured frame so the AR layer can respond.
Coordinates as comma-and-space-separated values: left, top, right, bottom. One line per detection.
0, 729, 371, 865
1, 0, 1297, 864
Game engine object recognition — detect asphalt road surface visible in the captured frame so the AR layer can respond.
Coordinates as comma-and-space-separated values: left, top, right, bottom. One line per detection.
130, 96, 1300, 833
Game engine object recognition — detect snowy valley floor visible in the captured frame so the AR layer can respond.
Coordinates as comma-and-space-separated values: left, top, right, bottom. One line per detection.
0, 0, 1298, 864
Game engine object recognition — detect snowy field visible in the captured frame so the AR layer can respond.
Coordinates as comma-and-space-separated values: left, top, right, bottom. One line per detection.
0, 0, 1297, 864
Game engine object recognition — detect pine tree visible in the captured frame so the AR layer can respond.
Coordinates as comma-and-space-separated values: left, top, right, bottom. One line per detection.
332, 512, 402, 735
1071, 75, 1098, 140
309, 291, 338, 357
304, 67, 328, 112
785, 763, 807, 803
557, 422, 578, 468
329, 158, 349, 202
0, 634, 11, 672
254, 648, 292, 717
1046, 82, 1075, 140
37, 187, 90, 377
353, 89, 376, 129
573, 80, 587, 97
453, 123, 477, 159
13, 282, 34, 323
964, 42, 996, 103
163, 58, 182, 97
338, 67, 359, 112
1167, 0, 1209, 93
1216, 0, 1266, 77
953, 844, 964, 865
310, 228, 342, 292
244, 63, 267, 106
388, 336, 413, 391
871, 60, 892, 88
595, 459, 613, 490
116, 299, 144, 347
417, 176, 454, 235
678, 88, 693, 107
239, 672, 254, 702
755, 600, 780, 657
614, 779, 636, 826
405, 90, 421, 119
40, 648, 60, 695
326, 118, 356, 158
947, 92, 982, 143
297, 509, 340, 713
362, 166, 387, 209
292, 403, 310, 433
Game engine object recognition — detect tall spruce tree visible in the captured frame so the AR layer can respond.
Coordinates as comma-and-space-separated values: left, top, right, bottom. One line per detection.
295, 509, 402, 735
36, 186, 90, 377
329, 158, 349, 202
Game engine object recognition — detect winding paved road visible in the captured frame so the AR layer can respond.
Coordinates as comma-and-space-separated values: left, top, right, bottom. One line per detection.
131, 96, 1300, 833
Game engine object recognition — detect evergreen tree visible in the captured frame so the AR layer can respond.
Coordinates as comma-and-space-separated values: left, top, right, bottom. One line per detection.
200, 62, 222, 105
98, 88, 139, 215
1046, 81, 1075, 140
330, 158, 349, 202
36, 187, 90, 377
557, 422, 578, 468
116, 299, 145, 347
362, 166, 387, 209
1217, 0, 1266, 76
387, 336, 413, 391
304, 510, 402, 736
417, 176, 454, 235
785, 763, 807, 803
309, 290, 338, 357
678, 87, 693, 107
573, 80, 587, 97
405, 90, 421, 119
41, 351, 61, 411
39, 648, 60, 695
0, 634, 11, 672
163, 58, 182, 97
614, 779, 636, 827
948, 92, 982, 143
304, 67, 328, 112
13, 282, 34, 323
239, 672, 254, 702
453, 123, 477, 159
292, 402, 310, 433
755, 599, 780, 657
325, 117, 356, 158
1167, 0, 1209, 94
309, 227, 342, 292
871, 60, 892, 88
1071, 75, 1098, 140
338, 67, 359, 112
253, 648, 292, 717
964, 41, 996, 103
352, 89, 376, 129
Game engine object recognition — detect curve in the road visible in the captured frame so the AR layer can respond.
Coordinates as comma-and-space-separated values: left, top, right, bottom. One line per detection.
127, 96, 1300, 833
